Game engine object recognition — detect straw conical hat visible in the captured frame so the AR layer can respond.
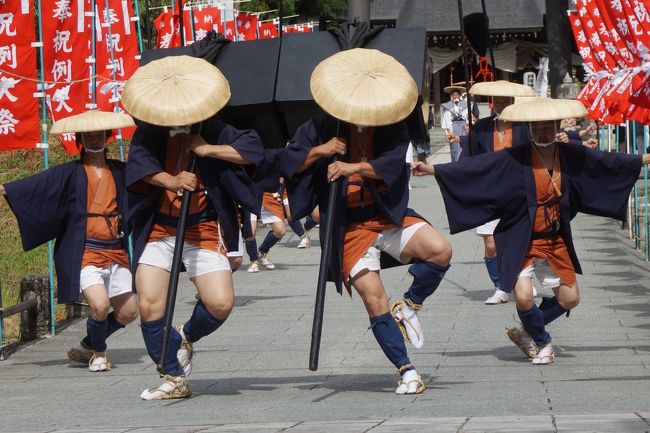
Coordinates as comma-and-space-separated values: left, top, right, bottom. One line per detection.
122, 55, 230, 126
514, 96, 539, 104
444, 84, 467, 94
500, 98, 587, 122
469, 80, 536, 97
50, 110, 134, 134
310, 48, 418, 127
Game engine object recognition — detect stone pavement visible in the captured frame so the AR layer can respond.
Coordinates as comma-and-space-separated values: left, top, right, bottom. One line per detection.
1, 144, 650, 432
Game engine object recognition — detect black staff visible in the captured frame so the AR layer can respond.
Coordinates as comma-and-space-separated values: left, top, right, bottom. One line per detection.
310, 123, 342, 371
157, 152, 196, 374
457, 0, 476, 156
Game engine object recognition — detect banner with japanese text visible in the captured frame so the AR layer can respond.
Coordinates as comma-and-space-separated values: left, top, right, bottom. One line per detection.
95, 0, 140, 140
188, 6, 221, 42
258, 21, 278, 39
43, 0, 93, 153
0, 0, 40, 150
236, 13, 258, 41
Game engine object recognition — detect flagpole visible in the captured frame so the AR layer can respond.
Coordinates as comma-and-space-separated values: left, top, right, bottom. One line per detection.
35, 0, 56, 337
133, 0, 144, 52
177, 0, 185, 46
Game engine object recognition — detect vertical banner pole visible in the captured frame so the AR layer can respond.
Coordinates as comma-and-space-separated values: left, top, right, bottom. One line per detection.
91, 0, 97, 108
133, 0, 144, 53
627, 121, 633, 239
641, 125, 650, 261
633, 121, 640, 249
36, 0, 56, 337
177, 0, 185, 47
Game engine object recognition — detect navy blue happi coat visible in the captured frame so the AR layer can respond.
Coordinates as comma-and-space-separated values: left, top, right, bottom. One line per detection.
434, 143, 642, 293
3, 160, 129, 303
280, 114, 416, 293
126, 116, 264, 276
459, 115, 531, 159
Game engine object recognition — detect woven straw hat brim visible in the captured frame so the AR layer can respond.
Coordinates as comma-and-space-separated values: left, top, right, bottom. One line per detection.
310, 48, 418, 127
50, 110, 135, 134
122, 55, 230, 127
500, 98, 587, 122
444, 85, 466, 94
514, 96, 539, 104
469, 80, 537, 97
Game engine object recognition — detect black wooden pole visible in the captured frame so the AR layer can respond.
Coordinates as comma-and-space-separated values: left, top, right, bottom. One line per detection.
309, 122, 342, 371
157, 153, 196, 374
177, 0, 185, 47
457, 0, 476, 156
480, 0, 497, 78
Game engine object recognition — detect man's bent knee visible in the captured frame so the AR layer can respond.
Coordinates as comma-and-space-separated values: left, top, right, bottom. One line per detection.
205, 301, 233, 321
89, 303, 110, 321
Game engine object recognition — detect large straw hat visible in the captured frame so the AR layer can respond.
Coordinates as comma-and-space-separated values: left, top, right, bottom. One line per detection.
310, 48, 418, 126
50, 110, 135, 134
514, 96, 539, 104
121, 55, 230, 126
469, 80, 536, 97
500, 98, 587, 122
444, 84, 467, 94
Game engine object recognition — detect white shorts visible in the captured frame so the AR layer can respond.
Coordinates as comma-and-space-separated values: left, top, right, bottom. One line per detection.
349, 222, 427, 279
475, 219, 499, 236
519, 259, 561, 290
226, 230, 244, 258
79, 264, 132, 298
250, 202, 287, 225
139, 237, 231, 278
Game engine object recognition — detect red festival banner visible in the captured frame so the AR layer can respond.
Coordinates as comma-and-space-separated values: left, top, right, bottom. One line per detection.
236, 13, 258, 41
95, 0, 140, 140
0, 0, 40, 151
43, 0, 93, 153
258, 21, 279, 39
154, 7, 179, 48
189, 6, 221, 41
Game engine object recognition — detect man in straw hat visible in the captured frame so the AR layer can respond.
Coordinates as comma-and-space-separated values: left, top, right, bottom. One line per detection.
281, 48, 452, 394
0, 110, 138, 372
411, 97, 650, 365
441, 84, 469, 162
122, 55, 264, 399
458, 81, 536, 305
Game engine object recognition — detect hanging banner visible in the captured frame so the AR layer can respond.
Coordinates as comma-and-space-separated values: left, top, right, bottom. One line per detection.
236, 12, 258, 41
189, 5, 221, 41
95, 0, 139, 140
0, 0, 40, 151
258, 21, 279, 39
223, 19, 236, 40
154, 7, 181, 48
43, 0, 93, 153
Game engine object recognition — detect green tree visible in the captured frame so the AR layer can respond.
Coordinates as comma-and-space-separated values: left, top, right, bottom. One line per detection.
295, 0, 347, 19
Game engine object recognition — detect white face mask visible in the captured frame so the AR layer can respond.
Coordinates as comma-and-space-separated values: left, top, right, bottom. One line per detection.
84, 145, 106, 153
529, 122, 557, 148
169, 125, 191, 137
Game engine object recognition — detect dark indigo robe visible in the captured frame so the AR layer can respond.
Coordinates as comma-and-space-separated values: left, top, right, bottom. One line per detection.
4, 160, 129, 304
434, 143, 642, 293
281, 114, 415, 293
566, 129, 583, 146
459, 115, 531, 159
126, 116, 264, 276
